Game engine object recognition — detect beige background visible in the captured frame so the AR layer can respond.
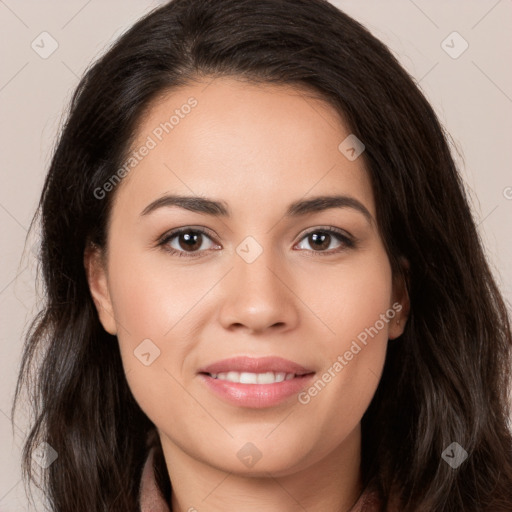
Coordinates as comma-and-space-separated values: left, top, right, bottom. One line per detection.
1, 0, 511, 509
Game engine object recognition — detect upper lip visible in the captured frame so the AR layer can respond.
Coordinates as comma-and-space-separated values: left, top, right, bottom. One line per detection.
198, 356, 315, 376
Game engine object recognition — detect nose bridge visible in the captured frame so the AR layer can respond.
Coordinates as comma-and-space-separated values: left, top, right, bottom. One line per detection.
218, 235, 298, 332
236, 239, 280, 296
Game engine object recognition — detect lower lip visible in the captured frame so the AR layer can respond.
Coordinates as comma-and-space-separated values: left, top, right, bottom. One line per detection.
198, 373, 315, 408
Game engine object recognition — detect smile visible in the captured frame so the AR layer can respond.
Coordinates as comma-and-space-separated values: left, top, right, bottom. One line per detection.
207, 371, 296, 384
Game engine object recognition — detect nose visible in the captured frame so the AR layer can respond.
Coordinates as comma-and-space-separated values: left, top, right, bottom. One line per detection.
217, 247, 300, 335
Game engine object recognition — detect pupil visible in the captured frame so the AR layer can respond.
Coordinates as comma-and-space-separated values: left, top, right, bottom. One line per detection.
181, 231, 201, 251
311, 232, 329, 250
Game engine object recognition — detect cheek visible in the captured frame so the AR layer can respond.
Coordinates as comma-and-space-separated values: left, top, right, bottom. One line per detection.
104, 247, 214, 424
302, 247, 394, 347
295, 249, 392, 427
107, 245, 213, 342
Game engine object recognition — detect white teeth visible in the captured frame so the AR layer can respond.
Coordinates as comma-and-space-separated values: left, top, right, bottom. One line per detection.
210, 371, 296, 384
227, 371, 240, 382
274, 372, 286, 383
239, 372, 257, 384
257, 371, 277, 384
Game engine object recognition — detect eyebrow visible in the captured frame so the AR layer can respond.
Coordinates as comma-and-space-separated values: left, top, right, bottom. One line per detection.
140, 194, 374, 225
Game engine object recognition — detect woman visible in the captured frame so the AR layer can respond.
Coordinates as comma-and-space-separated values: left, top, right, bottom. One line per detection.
12, 0, 512, 510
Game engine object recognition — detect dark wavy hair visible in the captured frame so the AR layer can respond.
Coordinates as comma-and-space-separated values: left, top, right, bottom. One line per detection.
12, 0, 512, 510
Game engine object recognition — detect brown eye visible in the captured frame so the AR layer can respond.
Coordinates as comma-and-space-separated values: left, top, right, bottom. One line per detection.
295, 228, 355, 255
158, 226, 355, 259
176, 230, 204, 252
159, 228, 219, 257
307, 232, 331, 251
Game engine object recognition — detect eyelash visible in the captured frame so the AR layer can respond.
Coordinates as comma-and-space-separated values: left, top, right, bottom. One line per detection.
157, 226, 356, 259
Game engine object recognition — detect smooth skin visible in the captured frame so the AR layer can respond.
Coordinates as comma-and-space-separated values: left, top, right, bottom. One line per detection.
85, 77, 409, 512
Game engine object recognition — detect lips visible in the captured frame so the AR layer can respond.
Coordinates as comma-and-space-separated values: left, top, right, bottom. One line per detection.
197, 356, 316, 408
198, 355, 314, 376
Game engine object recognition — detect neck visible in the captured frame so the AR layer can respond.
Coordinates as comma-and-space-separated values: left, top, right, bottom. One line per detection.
160, 426, 363, 512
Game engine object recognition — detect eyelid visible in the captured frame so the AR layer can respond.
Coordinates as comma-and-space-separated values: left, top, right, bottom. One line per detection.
298, 225, 353, 242
157, 225, 217, 244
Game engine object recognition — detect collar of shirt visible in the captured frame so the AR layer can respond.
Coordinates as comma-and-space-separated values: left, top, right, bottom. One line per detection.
138, 448, 381, 512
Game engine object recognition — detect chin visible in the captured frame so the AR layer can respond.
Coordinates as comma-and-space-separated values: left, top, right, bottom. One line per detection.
197, 435, 316, 476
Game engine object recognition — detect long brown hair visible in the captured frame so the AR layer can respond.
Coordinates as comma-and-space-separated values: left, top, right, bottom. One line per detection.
12, 0, 512, 510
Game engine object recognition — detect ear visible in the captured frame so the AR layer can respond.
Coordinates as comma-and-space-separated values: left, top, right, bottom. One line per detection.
84, 243, 117, 335
388, 257, 410, 340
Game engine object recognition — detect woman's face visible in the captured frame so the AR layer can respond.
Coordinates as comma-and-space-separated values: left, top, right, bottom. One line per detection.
86, 77, 408, 477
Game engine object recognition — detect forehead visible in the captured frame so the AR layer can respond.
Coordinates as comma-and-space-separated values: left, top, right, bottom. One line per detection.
111, 77, 375, 223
